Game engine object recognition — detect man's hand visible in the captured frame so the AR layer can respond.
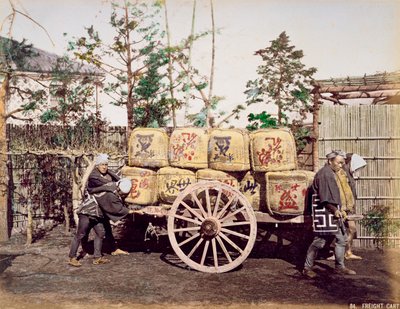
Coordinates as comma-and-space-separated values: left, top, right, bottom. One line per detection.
128, 209, 144, 215
334, 209, 342, 218
341, 210, 348, 220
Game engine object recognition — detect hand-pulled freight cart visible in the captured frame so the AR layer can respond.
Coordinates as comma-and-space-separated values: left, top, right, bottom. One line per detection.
158, 180, 312, 273
122, 127, 318, 273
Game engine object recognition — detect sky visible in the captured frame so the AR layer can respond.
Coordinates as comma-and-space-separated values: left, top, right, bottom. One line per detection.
1, 0, 399, 127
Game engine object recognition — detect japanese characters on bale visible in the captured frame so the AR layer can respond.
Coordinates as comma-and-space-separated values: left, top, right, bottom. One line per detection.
249, 128, 297, 172
123, 127, 313, 216
208, 128, 250, 171
265, 170, 315, 215
157, 167, 196, 203
169, 127, 209, 169
128, 128, 169, 168
121, 166, 158, 205
239, 171, 266, 212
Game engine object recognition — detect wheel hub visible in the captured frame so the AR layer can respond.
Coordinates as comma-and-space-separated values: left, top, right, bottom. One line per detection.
200, 218, 221, 238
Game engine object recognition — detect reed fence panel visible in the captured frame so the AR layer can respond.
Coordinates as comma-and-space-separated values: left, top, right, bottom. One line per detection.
319, 104, 400, 247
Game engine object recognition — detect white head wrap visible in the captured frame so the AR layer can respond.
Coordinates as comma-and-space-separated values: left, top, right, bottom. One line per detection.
350, 153, 367, 173
117, 178, 132, 194
95, 153, 109, 166
326, 149, 346, 159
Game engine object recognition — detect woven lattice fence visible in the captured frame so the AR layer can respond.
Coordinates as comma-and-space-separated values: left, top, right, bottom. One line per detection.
319, 104, 400, 248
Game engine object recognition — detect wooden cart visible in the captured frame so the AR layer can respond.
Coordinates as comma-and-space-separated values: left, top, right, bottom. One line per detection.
137, 180, 311, 274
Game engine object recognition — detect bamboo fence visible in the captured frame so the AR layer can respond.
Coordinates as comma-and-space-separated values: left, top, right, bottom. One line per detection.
319, 104, 400, 247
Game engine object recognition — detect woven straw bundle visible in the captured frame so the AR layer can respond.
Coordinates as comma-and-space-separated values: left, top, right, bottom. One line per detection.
265, 170, 315, 215
169, 127, 209, 169
121, 166, 158, 205
128, 128, 169, 168
157, 167, 196, 203
209, 128, 250, 172
250, 128, 297, 172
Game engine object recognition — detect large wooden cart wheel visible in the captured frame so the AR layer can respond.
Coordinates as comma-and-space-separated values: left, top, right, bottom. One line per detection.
167, 181, 257, 273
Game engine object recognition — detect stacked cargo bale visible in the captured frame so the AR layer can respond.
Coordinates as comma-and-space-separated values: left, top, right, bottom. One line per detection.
246, 128, 314, 215
208, 128, 250, 172
123, 128, 169, 205
196, 168, 239, 189
265, 170, 315, 215
121, 166, 158, 205
157, 167, 196, 204
249, 128, 297, 172
128, 128, 169, 168
239, 171, 266, 212
169, 127, 209, 169
122, 126, 315, 216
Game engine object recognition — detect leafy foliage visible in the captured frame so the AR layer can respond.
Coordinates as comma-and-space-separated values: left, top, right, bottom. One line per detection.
361, 205, 400, 250
0, 37, 38, 72
39, 55, 100, 126
244, 31, 316, 150
67, 1, 170, 129
246, 111, 278, 131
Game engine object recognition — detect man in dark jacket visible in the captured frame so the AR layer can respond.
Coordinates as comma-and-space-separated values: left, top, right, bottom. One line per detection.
87, 154, 130, 256
68, 177, 138, 267
302, 150, 357, 278
68, 195, 109, 267
94, 178, 134, 222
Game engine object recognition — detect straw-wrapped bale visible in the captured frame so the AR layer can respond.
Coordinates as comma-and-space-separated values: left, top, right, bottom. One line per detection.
121, 166, 158, 205
196, 168, 239, 188
209, 128, 250, 172
250, 128, 297, 172
239, 171, 267, 211
265, 170, 315, 215
157, 167, 196, 203
169, 127, 208, 169
128, 128, 169, 168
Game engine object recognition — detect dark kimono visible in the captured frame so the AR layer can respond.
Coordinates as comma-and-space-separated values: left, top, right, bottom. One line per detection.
311, 163, 354, 235
93, 191, 130, 223
87, 168, 120, 195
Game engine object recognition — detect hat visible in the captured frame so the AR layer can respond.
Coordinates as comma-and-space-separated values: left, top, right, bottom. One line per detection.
326, 149, 346, 159
95, 154, 109, 166
350, 153, 367, 172
117, 178, 132, 194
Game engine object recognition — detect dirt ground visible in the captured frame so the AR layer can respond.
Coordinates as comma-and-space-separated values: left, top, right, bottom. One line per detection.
0, 221, 399, 309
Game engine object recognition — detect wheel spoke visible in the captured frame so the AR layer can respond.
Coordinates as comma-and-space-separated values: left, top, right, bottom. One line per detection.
220, 205, 247, 223
180, 200, 205, 222
215, 195, 236, 220
212, 188, 222, 217
173, 226, 201, 233
178, 232, 200, 247
191, 192, 208, 218
219, 232, 244, 254
200, 240, 210, 266
168, 181, 257, 273
172, 214, 202, 225
221, 221, 251, 228
188, 237, 204, 258
221, 227, 250, 240
205, 188, 212, 217
216, 235, 233, 263
211, 238, 218, 268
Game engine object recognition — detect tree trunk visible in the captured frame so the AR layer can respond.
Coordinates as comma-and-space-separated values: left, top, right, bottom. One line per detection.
184, 0, 196, 126
71, 156, 94, 226
164, 0, 177, 128
0, 74, 10, 241
26, 199, 33, 245
312, 91, 321, 172
63, 203, 70, 233
125, 2, 134, 136
207, 0, 215, 128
